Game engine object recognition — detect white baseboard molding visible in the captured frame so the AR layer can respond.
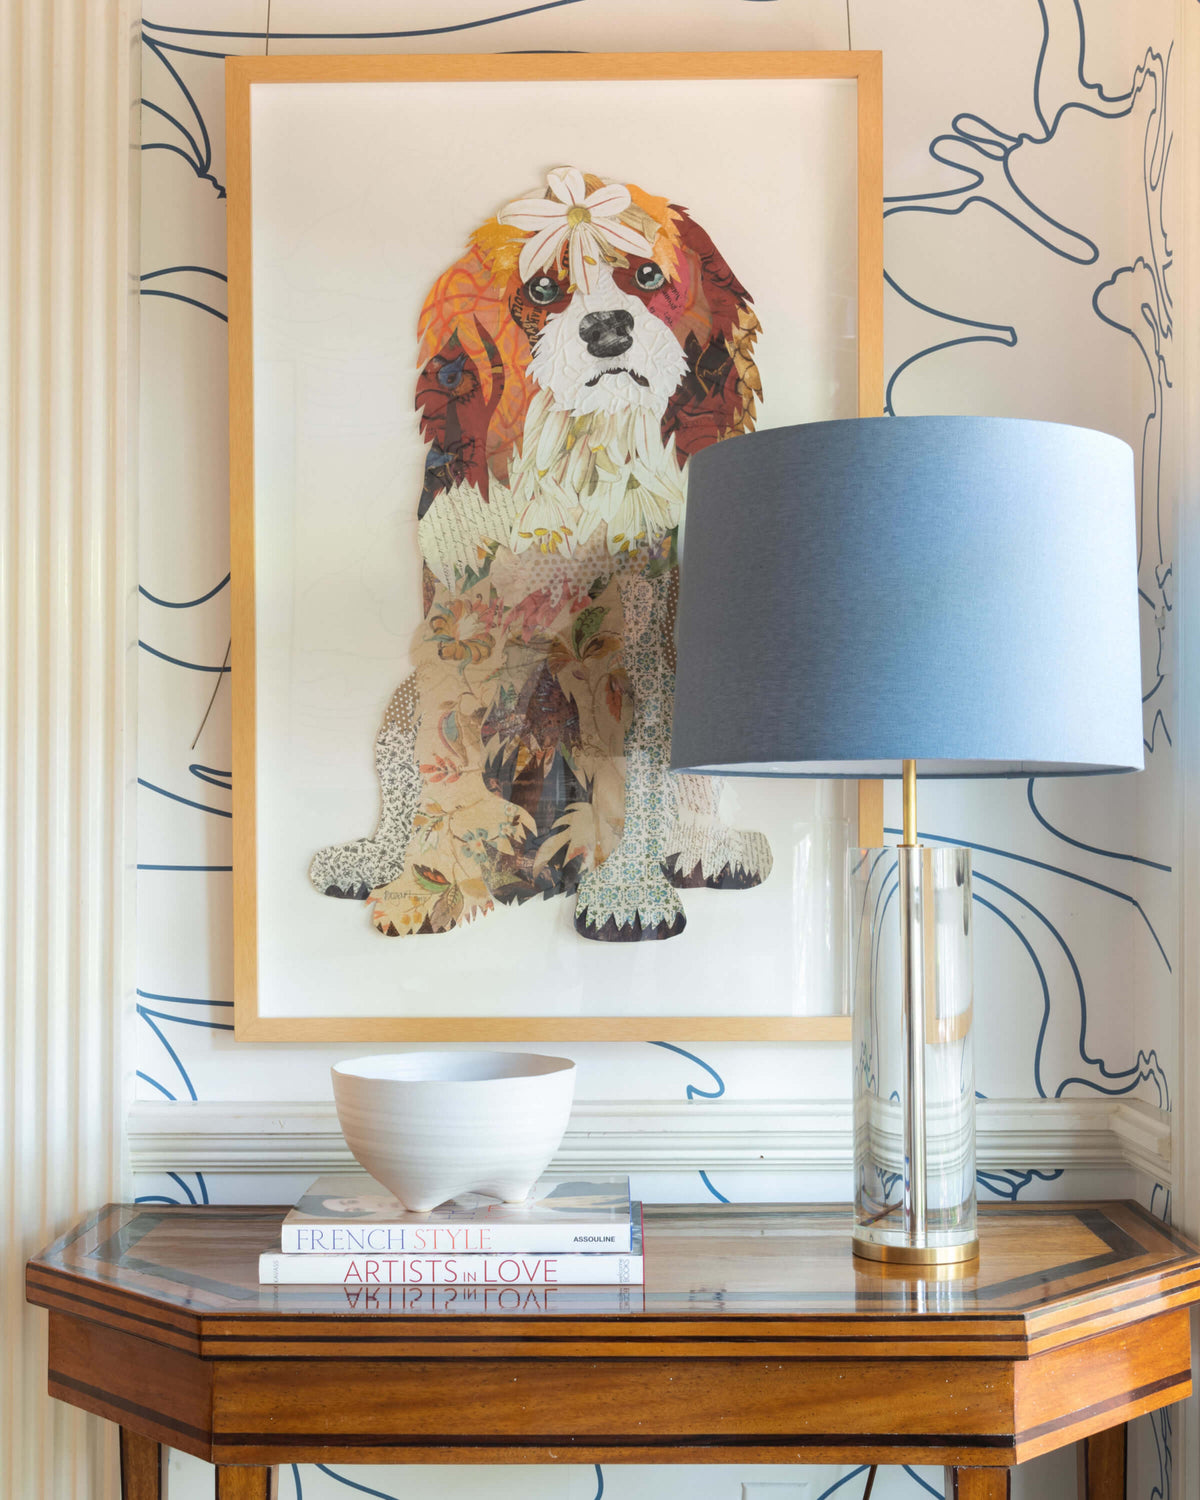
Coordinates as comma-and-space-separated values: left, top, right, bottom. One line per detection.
128, 1096, 1172, 1184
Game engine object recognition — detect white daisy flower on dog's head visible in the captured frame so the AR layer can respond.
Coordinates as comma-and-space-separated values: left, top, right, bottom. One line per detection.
498, 167, 654, 296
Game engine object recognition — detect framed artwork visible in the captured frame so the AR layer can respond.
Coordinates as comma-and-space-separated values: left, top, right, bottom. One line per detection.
227, 51, 883, 1040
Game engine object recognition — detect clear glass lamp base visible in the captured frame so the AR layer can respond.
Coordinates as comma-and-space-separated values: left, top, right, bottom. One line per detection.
848, 844, 979, 1271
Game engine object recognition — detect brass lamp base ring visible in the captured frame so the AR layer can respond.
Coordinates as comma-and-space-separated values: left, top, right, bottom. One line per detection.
852, 1236, 980, 1267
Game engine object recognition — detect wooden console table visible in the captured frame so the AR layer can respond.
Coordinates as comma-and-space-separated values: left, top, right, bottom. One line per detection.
26, 1200, 1200, 1499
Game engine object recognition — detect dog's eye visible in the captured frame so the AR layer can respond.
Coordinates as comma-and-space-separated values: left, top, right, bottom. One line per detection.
634, 262, 666, 291
436, 353, 468, 390
526, 274, 562, 306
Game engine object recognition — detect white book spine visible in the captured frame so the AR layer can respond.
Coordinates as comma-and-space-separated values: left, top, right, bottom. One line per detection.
279, 1223, 632, 1255
259, 1250, 643, 1286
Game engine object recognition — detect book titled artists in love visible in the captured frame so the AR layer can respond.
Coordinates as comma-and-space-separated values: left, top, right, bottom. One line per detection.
276, 1173, 633, 1254
259, 1206, 644, 1286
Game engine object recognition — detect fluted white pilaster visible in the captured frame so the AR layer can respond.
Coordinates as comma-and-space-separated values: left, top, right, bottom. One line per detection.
1, 4, 138, 1497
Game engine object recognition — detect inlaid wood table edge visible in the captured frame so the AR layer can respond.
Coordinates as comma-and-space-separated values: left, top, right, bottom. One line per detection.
27, 1200, 1199, 1500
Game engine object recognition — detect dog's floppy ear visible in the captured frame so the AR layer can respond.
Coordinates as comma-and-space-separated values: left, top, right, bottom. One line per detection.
415, 234, 541, 518
660, 209, 761, 461
415, 317, 504, 519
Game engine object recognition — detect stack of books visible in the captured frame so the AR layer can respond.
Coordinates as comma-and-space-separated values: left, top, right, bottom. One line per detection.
259, 1174, 644, 1286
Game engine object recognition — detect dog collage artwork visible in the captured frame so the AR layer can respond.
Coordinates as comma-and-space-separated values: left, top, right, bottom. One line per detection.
309, 166, 774, 946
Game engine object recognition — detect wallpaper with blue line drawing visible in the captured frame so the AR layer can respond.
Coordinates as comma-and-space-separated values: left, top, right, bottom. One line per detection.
136, 3, 1180, 1497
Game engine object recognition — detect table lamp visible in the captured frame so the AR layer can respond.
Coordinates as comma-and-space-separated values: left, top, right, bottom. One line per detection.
670, 416, 1143, 1266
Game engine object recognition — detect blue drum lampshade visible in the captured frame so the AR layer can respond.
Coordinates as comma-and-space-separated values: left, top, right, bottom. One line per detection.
669, 416, 1143, 779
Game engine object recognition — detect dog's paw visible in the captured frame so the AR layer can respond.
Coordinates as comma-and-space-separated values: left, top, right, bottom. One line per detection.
662, 824, 773, 891
310, 695, 422, 901
366, 867, 495, 937
309, 838, 406, 902
574, 905, 686, 942
573, 862, 686, 943
323, 880, 372, 901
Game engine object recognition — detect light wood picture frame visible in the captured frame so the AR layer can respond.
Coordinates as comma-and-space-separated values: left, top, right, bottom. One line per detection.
227, 50, 883, 1041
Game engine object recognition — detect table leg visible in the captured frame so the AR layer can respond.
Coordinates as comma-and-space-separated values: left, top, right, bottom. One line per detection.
1077, 1423, 1127, 1498
214, 1466, 277, 1500
944, 1468, 1010, 1499
120, 1430, 166, 1500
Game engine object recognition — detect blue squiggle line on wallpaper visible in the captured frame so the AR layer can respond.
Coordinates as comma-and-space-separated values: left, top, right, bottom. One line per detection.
141, 265, 229, 327
140, 99, 206, 171
1092, 256, 1172, 574
189, 764, 232, 791
139, 1005, 234, 1034
1145, 709, 1173, 753
1027, 778, 1171, 870
141, 33, 225, 194
698, 1170, 730, 1204
135, 987, 232, 1106
901, 1469, 944, 1499
883, 3, 1159, 254
138, 988, 233, 1008
138, 776, 231, 819
140, 287, 227, 321
137, 863, 232, 871
142, 265, 227, 283
135, 1171, 209, 1206
139, 639, 230, 673
872, 829, 1170, 1106
973, 869, 1169, 1106
136, 1071, 176, 1100
882, 269, 1016, 418
883, 825, 1170, 972
648, 1041, 725, 1099
1151, 1408, 1172, 1500
884, 0, 1174, 778
138, 1008, 197, 1100
977, 1168, 1062, 1200
143, 2, 585, 44
139, 573, 230, 609
650, 1043, 728, 1202
167, 1169, 208, 1204
138, 999, 233, 1102
972, 893, 1050, 1096
816, 1467, 873, 1499
314, 1466, 403, 1498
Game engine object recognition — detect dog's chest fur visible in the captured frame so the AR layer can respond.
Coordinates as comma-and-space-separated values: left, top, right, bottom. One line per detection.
418, 390, 687, 593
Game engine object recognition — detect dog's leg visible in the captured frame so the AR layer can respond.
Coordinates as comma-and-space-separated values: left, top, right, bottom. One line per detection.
663, 772, 774, 889
308, 675, 421, 900
574, 570, 686, 942
657, 564, 773, 893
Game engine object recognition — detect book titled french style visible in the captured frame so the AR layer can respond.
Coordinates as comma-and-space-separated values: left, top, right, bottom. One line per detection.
278, 1173, 633, 1255
260, 1205, 644, 1286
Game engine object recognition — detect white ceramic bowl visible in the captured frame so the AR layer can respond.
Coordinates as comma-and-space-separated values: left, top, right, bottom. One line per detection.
331, 1051, 576, 1212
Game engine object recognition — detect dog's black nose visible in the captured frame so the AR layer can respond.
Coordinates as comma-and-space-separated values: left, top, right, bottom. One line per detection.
579, 309, 635, 358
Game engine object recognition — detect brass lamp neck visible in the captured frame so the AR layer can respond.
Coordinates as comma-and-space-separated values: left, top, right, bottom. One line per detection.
901, 759, 918, 847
